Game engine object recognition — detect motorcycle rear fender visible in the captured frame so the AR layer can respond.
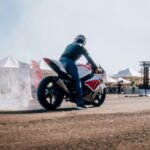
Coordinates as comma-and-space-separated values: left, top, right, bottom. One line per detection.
44, 58, 71, 80
44, 58, 66, 73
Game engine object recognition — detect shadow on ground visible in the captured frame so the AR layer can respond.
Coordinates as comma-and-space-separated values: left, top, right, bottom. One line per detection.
0, 106, 89, 114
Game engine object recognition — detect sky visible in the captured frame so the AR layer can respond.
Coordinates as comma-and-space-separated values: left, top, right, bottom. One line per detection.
0, 0, 150, 74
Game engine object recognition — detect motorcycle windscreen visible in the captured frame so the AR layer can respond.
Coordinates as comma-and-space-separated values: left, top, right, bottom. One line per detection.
77, 64, 92, 78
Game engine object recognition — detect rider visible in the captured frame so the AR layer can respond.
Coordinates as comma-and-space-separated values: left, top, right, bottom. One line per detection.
59, 35, 101, 109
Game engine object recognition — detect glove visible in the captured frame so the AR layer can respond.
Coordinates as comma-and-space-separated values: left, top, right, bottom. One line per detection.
95, 68, 103, 74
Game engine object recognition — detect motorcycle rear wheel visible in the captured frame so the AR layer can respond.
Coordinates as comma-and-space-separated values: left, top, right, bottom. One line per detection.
37, 76, 64, 110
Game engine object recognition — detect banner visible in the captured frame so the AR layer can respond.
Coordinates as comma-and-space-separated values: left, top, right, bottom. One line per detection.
31, 60, 42, 89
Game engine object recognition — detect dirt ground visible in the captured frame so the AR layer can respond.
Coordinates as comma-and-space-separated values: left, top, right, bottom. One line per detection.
0, 94, 150, 150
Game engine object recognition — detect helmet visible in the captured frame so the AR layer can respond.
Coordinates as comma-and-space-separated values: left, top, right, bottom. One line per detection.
74, 34, 86, 45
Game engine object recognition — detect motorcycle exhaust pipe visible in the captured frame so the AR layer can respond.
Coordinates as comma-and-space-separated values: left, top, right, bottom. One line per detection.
55, 78, 71, 95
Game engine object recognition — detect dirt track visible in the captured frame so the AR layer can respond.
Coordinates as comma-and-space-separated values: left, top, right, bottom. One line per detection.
0, 94, 150, 150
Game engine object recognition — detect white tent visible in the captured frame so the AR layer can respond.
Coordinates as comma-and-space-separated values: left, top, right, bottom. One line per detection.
0, 56, 31, 99
112, 67, 141, 78
105, 75, 117, 84
105, 75, 130, 85
117, 77, 131, 84
0, 56, 19, 68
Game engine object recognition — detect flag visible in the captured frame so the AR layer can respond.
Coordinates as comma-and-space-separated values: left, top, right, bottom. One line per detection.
31, 60, 42, 89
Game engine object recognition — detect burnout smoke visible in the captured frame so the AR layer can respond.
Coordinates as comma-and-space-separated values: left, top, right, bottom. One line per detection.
0, 57, 41, 111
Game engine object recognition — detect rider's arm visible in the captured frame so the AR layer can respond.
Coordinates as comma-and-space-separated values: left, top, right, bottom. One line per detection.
81, 46, 98, 72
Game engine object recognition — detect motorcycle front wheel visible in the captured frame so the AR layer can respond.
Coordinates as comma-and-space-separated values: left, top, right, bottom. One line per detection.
37, 76, 64, 110
92, 88, 106, 107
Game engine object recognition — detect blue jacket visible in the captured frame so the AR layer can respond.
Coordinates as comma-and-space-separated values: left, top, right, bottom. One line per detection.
60, 42, 97, 71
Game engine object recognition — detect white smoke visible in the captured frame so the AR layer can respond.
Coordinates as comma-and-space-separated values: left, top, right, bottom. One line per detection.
0, 61, 38, 111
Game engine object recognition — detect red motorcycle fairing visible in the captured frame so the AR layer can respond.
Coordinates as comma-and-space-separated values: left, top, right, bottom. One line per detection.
84, 79, 100, 91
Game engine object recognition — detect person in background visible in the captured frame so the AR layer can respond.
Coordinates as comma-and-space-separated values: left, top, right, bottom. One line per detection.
117, 81, 122, 94
131, 80, 136, 94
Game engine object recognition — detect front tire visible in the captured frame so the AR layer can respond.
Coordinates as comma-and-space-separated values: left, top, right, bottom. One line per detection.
92, 88, 106, 107
37, 76, 64, 110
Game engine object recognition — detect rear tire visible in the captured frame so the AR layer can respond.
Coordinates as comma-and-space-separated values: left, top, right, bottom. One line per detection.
37, 76, 64, 110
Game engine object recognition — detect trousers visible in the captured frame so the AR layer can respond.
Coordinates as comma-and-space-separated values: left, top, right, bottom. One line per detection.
60, 57, 83, 104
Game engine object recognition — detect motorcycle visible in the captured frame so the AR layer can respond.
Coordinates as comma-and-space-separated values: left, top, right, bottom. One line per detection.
37, 58, 107, 110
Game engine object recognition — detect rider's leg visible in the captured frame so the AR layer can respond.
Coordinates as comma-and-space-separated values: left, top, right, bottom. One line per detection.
60, 59, 85, 107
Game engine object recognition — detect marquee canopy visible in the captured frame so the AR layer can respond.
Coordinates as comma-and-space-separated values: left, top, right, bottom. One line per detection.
0, 56, 19, 68
112, 67, 141, 78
